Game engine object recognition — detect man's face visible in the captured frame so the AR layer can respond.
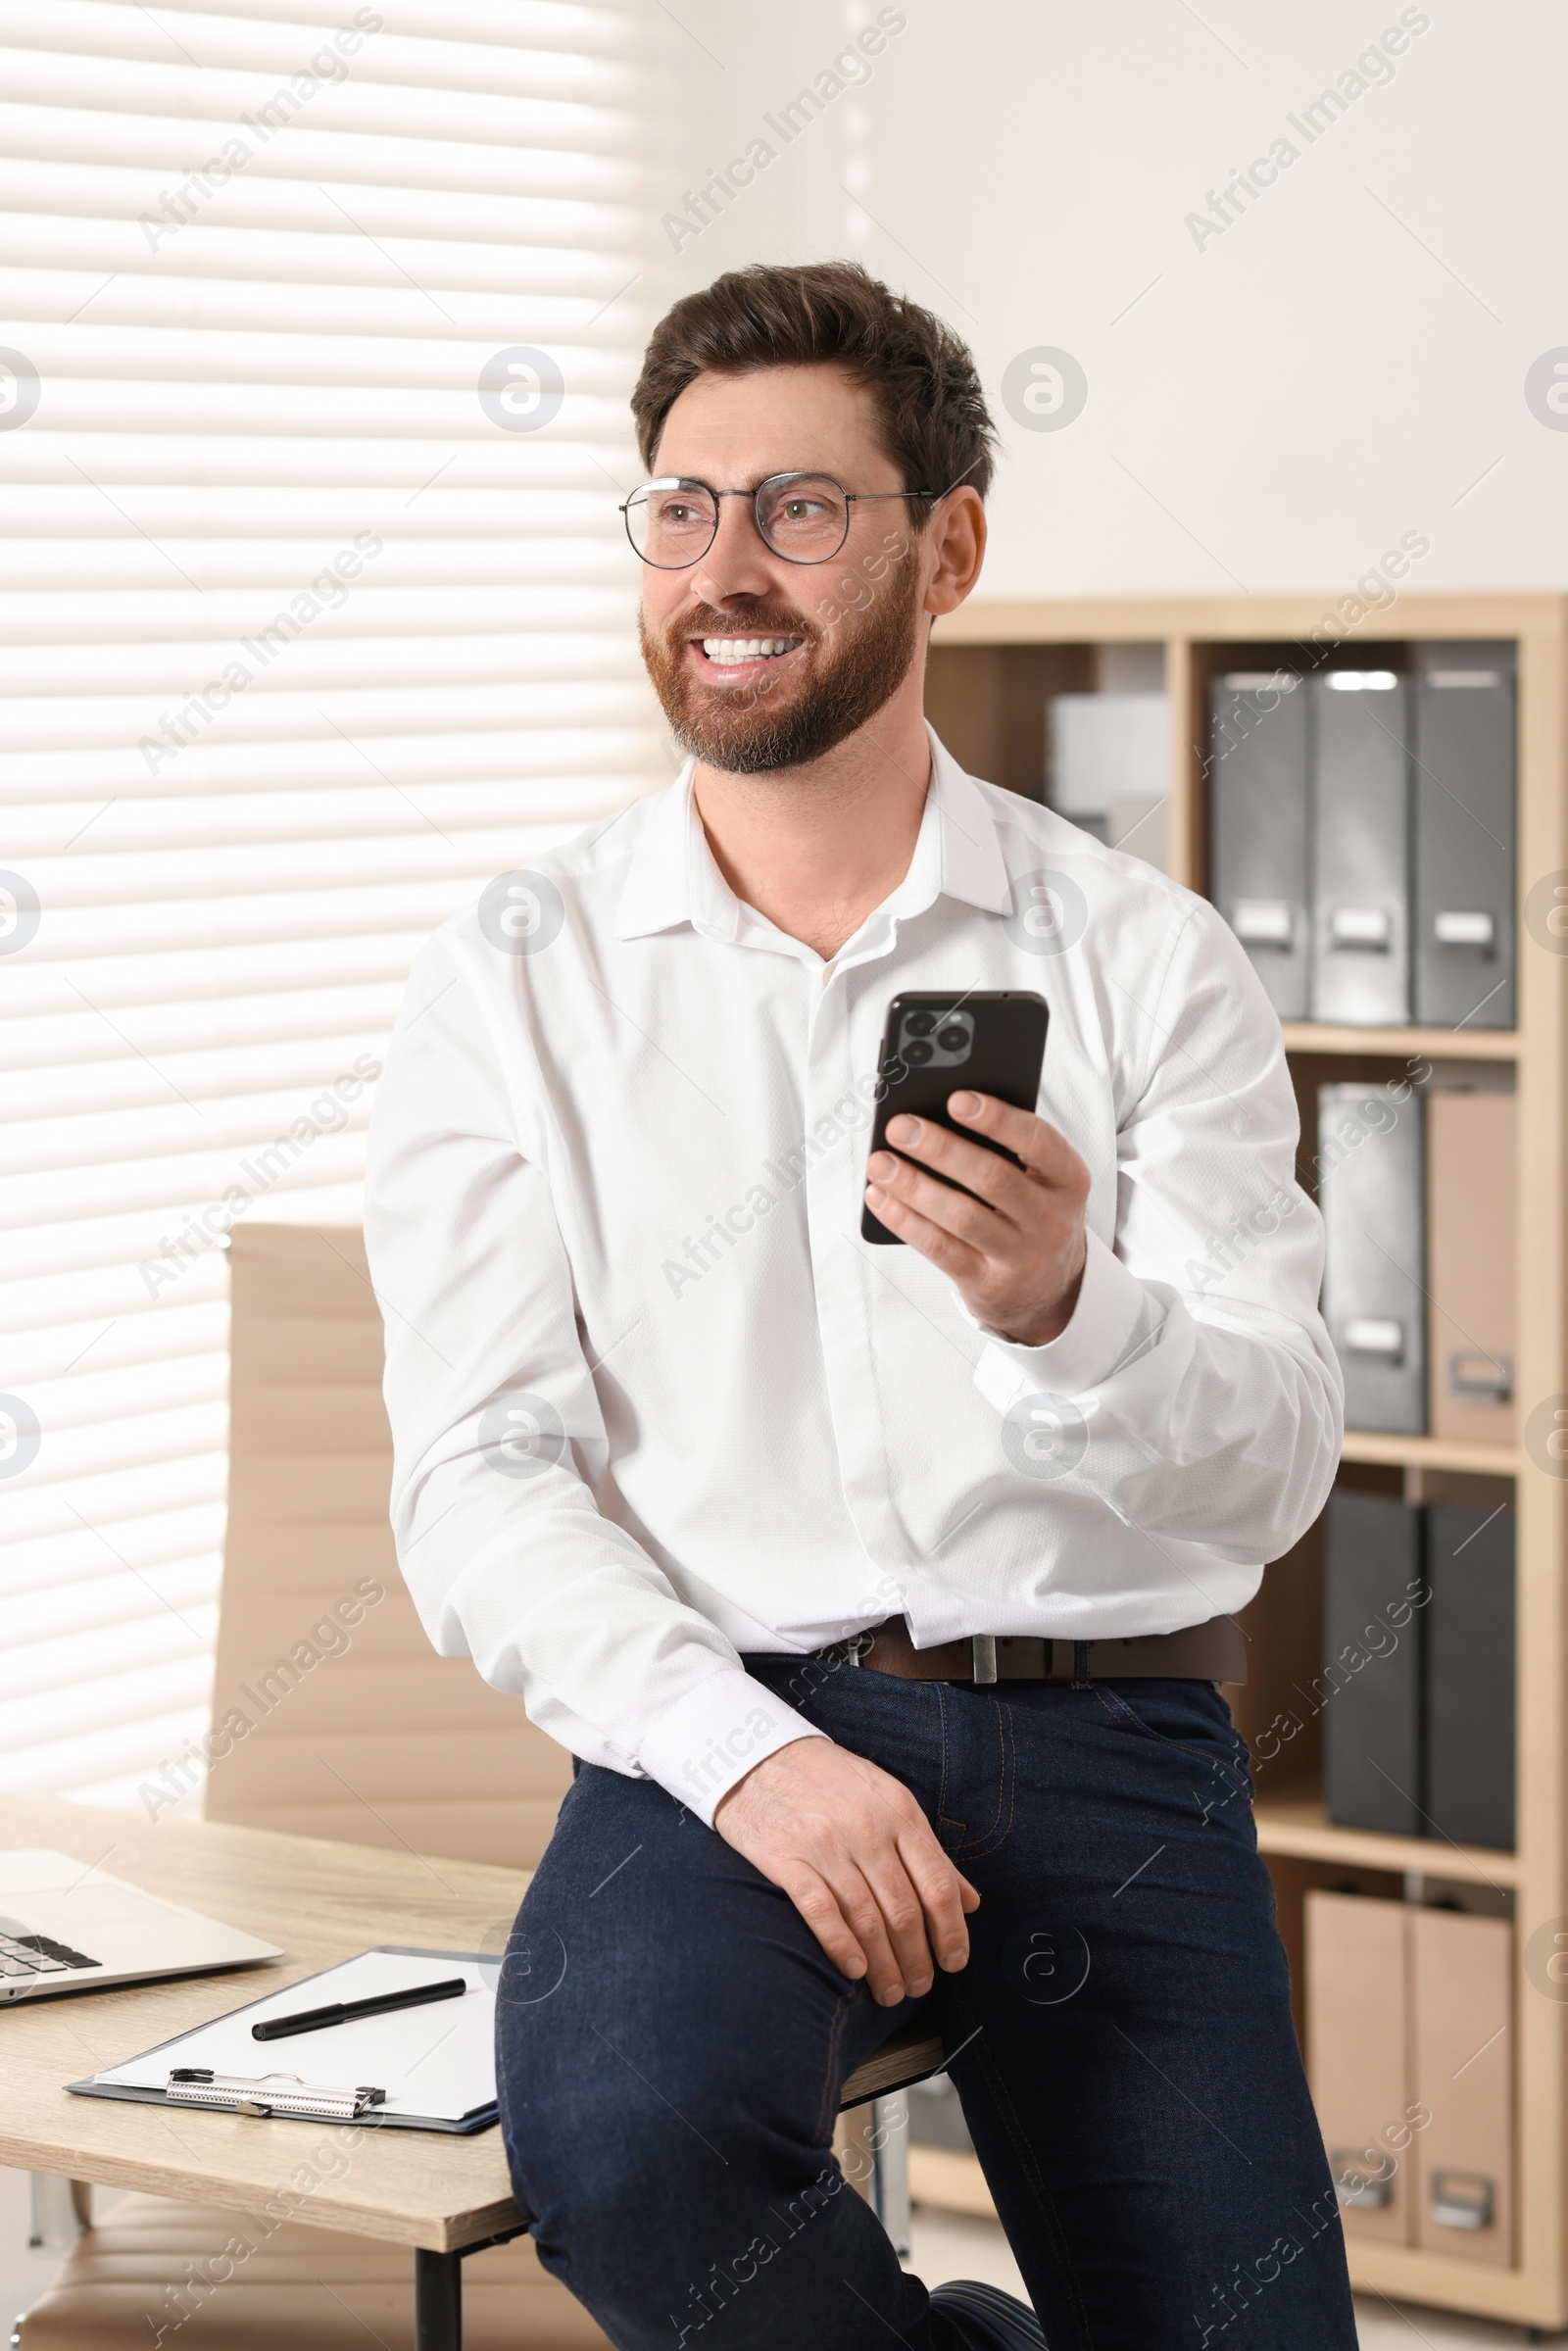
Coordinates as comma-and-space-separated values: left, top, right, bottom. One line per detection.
636, 364, 929, 774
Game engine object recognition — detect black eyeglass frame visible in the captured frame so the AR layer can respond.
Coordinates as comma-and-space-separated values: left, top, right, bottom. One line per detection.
618, 470, 936, 568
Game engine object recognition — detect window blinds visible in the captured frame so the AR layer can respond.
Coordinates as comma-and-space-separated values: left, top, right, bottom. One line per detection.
0, 0, 662, 1811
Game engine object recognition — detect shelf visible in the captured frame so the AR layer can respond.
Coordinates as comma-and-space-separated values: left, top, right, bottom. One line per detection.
930, 592, 1568, 647
908, 2148, 1553, 2320
1339, 1430, 1520, 1474
1345, 2238, 1548, 2327
1282, 1022, 1520, 1060
1253, 1783, 1521, 1886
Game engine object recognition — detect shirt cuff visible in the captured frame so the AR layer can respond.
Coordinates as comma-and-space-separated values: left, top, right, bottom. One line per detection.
972, 1228, 1149, 1415
636, 1665, 827, 1828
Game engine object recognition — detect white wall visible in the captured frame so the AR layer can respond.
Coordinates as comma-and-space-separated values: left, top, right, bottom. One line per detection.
649, 1, 1566, 600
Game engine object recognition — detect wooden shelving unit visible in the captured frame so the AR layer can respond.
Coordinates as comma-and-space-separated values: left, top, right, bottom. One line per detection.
1252, 1782, 1523, 1889
1282, 1021, 1524, 1062
1339, 1430, 1522, 1476
926, 595, 1568, 2328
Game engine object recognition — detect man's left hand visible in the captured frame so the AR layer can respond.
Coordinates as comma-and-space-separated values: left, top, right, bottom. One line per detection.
865, 1092, 1090, 1347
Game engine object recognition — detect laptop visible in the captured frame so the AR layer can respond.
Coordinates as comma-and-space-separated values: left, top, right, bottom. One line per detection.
0, 1849, 281, 2001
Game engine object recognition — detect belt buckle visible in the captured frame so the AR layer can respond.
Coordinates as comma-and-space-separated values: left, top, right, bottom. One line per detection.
970, 1635, 998, 1686
820, 1631, 873, 1671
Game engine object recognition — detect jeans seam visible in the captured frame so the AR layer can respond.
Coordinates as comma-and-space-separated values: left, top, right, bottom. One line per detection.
815, 1986, 857, 2146
495, 1965, 540, 2230
956, 2006, 1097, 2351
935, 1681, 967, 1847
964, 1695, 1016, 1858
1092, 1684, 1254, 1804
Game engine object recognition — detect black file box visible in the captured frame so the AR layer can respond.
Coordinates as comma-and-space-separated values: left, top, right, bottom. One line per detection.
1323, 1492, 1426, 1837
1424, 1504, 1515, 1851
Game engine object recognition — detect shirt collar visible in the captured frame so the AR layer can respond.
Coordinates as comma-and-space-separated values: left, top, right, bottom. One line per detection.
614, 726, 1013, 942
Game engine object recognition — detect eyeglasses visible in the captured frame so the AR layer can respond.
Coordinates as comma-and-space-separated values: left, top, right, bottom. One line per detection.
619, 471, 932, 568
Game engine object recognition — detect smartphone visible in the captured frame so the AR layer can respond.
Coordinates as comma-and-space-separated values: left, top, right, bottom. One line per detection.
860, 990, 1050, 1245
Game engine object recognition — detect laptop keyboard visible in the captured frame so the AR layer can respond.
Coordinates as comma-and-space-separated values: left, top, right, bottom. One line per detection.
0, 1930, 101, 1976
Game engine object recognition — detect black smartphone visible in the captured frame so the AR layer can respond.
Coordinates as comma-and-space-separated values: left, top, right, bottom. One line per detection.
860, 990, 1050, 1245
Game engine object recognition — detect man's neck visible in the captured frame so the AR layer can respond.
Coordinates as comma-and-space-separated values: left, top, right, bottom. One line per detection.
690, 695, 933, 964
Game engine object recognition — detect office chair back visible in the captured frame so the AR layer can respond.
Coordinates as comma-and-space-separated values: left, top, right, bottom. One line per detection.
205, 1224, 571, 1869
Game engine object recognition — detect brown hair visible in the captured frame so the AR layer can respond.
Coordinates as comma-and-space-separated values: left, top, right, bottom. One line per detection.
630, 261, 997, 515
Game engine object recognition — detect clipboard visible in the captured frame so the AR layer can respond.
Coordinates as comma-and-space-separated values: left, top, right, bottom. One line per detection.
68, 1945, 501, 2135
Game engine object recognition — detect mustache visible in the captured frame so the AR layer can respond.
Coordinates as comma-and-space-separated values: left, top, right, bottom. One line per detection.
671, 604, 821, 647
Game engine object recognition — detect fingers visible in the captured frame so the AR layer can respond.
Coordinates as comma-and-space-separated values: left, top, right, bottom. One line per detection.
712, 1739, 980, 2007
779, 1833, 978, 2005
840, 1859, 923, 2004
778, 1863, 873, 1985
875, 1099, 1085, 1221
863, 1172, 989, 1273
900, 1832, 979, 1976
778, 1857, 918, 2004
878, 1116, 1028, 1221
946, 1091, 1084, 1182
870, 1098, 1090, 1250
868, 1142, 1015, 1247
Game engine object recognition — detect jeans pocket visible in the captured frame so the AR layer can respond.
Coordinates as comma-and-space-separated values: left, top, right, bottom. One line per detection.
935, 1683, 1017, 1858
1093, 1679, 1256, 1806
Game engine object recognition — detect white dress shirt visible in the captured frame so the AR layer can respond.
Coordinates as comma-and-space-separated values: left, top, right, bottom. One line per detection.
365, 730, 1342, 1825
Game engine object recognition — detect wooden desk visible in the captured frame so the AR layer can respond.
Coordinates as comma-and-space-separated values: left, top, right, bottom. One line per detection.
2, 1795, 943, 2348
2, 1793, 526, 2246
2, 1795, 529, 2347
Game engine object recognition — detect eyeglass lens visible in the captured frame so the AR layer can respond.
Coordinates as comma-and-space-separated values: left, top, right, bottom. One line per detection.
625, 475, 851, 565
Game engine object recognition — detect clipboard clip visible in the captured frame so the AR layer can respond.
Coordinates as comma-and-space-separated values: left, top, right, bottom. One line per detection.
168, 2068, 386, 2121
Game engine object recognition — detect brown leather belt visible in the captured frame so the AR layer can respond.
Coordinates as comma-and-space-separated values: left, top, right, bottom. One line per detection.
836, 1614, 1247, 1687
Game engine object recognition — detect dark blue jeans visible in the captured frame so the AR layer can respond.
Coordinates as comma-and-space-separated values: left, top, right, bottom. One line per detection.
495, 1658, 1357, 2349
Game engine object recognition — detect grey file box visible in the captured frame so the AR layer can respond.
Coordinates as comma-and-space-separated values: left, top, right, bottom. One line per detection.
1208, 671, 1309, 1018
1310, 671, 1412, 1025
1318, 1081, 1426, 1433
1323, 1492, 1425, 1837
1424, 1504, 1515, 1851
1413, 643, 1517, 1031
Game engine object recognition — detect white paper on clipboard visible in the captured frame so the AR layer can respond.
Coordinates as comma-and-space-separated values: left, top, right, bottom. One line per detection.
89, 1947, 500, 2123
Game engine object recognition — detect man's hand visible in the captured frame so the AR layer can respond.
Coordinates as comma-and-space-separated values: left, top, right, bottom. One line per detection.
713, 1738, 979, 2004
865, 1091, 1090, 1347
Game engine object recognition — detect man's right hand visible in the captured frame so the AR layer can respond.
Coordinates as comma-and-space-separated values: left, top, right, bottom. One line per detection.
712, 1736, 979, 2004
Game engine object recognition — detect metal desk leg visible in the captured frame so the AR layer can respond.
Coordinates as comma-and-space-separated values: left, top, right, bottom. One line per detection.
28, 2176, 90, 2249
868, 2091, 911, 2259
416, 2246, 464, 2351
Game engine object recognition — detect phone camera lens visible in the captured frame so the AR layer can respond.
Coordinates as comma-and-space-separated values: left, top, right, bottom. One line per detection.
905, 1011, 937, 1038
903, 1040, 934, 1065
936, 1024, 968, 1053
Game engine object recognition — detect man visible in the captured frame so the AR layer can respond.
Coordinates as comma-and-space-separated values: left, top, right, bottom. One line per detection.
366, 262, 1354, 2350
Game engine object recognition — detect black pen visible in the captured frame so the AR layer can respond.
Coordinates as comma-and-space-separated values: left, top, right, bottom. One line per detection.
252, 1976, 467, 2041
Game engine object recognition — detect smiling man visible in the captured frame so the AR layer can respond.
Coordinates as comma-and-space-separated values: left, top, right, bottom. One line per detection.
366, 263, 1353, 2350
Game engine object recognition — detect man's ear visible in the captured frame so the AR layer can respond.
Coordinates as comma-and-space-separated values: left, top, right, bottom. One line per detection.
922, 486, 986, 619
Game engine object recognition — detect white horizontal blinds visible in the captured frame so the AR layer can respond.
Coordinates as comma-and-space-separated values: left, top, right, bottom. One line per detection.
0, 0, 662, 1810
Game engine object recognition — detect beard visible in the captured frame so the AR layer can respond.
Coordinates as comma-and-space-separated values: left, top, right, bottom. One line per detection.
638, 549, 925, 775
